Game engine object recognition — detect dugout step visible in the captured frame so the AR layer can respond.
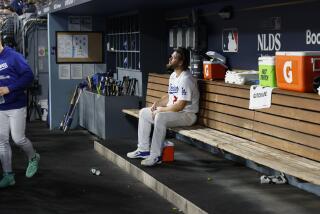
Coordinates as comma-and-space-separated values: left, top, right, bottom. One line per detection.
94, 138, 320, 214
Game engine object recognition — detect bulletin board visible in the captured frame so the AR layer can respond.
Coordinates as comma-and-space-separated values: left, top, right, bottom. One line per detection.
56, 31, 103, 63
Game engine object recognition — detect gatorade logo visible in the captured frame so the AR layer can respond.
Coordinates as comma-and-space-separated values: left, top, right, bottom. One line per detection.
283, 61, 293, 83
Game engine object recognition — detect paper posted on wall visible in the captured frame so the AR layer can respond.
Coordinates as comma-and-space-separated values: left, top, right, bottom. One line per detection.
249, 85, 274, 109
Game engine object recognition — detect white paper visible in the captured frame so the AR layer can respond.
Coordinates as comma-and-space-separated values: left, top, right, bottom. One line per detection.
71, 64, 83, 79
83, 64, 95, 78
59, 64, 71, 79
94, 64, 106, 73
73, 35, 88, 58
249, 85, 274, 109
81, 16, 92, 31
68, 16, 81, 31
57, 35, 73, 58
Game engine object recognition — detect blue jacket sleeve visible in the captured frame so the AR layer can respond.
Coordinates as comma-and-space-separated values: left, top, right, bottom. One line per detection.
7, 53, 34, 92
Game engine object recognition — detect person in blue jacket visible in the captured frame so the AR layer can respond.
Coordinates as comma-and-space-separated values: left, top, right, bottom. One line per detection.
0, 32, 40, 188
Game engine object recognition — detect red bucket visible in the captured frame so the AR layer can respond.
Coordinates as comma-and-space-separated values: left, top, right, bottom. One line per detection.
162, 141, 174, 162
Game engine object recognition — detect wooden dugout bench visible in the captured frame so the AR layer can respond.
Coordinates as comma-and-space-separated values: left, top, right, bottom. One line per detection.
123, 73, 320, 185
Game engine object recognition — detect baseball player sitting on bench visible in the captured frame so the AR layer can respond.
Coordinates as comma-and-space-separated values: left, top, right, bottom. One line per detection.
127, 47, 200, 166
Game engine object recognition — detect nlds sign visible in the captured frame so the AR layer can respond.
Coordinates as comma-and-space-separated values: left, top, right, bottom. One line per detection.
257, 33, 281, 51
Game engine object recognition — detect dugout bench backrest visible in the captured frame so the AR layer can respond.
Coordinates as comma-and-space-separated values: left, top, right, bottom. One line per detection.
124, 73, 320, 185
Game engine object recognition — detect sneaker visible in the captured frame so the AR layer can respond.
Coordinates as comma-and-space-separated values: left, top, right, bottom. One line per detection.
271, 174, 287, 184
0, 173, 15, 188
260, 173, 287, 184
141, 156, 162, 166
26, 153, 40, 178
260, 175, 272, 184
127, 149, 150, 159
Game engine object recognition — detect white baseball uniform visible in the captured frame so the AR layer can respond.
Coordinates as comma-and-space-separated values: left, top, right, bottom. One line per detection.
137, 71, 199, 158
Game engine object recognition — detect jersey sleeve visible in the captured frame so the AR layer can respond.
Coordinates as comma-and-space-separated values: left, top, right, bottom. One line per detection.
177, 78, 193, 101
7, 52, 34, 92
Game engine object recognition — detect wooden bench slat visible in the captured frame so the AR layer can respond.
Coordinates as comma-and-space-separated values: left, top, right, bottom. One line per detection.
148, 76, 169, 85
200, 83, 250, 99
272, 88, 320, 100
220, 142, 320, 185
149, 73, 170, 79
242, 142, 320, 169
252, 132, 320, 162
202, 80, 320, 123
148, 83, 168, 92
171, 126, 224, 148
174, 126, 252, 146
193, 126, 320, 172
253, 121, 320, 150
203, 79, 320, 100
174, 124, 320, 170
199, 110, 254, 130
200, 101, 254, 120
202, 93, 249, 108
202, 80, 320, 112
254, 112, 320, 137
272, 94, 320, 112
201, 80, 250, 89
257, 104, 320, 125
147, 89, 167, 99
199, 119, 254, 140
172, 121, 320, 185
203, 83, 320, 112
122, 109, 139, 118
146, 96, 159, 104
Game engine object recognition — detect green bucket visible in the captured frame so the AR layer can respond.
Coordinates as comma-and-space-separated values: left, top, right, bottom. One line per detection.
258, 56, 277, 87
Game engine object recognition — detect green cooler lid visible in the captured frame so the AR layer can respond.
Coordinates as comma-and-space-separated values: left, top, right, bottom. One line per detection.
258, 56, 275, 65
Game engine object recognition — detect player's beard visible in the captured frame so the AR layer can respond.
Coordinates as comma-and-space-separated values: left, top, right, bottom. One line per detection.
166, 62, 178, 74
166, 63, 174, 74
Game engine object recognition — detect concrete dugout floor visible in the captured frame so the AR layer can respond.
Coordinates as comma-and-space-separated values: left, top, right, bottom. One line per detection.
1, 121, 319, 214
96, 136, 320, 214
0, 122, 175, 214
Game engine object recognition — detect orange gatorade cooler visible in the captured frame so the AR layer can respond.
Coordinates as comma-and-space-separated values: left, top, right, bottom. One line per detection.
162, 141, 174, 162
275, 51, 320, 92
203, 61, 226, 80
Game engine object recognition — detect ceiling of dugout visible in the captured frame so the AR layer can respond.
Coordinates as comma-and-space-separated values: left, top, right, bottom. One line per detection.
55, 0, 228, 15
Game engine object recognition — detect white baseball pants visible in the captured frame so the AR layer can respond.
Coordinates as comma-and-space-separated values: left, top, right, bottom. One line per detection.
138, 107, 197, 158
0, 107, 36, 173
